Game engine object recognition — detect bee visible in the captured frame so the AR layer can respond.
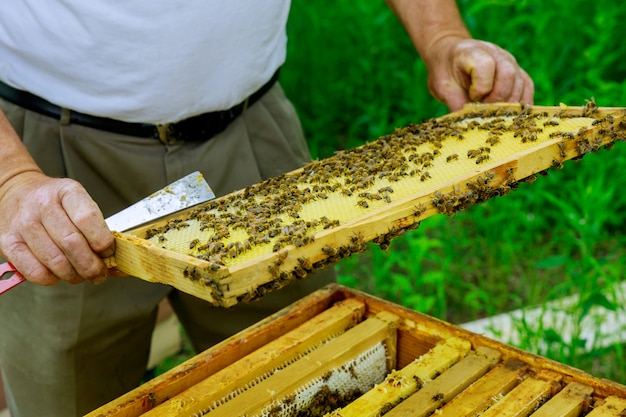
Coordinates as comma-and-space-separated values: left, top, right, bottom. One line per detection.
357, 200, 369, 208
175, 221, 189, 230
297, 257, 312, 271
321, 246, 338, 256
348, 234, 366, 253
606, 114, 615, 124
552, 159, 563, 169
189, 239, 200, 250
485, 134, 501, 146
505, 166, 516, 182
446, 153, 459, 162
583, 97, 598, 116
413, 203, 426, 217
558, 141, 567, 158
183, 267, 199, 281
520, 132, 538, 143
543, 119, 560, 127
432, 393, 444, 402
214, 228, 230, 240
475, 155, 491, 164
386, 374, 406, 389
323, 219, 340, 229
347, 363, 358, 379
420, 171, 431, 182
467, 149, 481, 158
378, 186, 394, 194
466, 120, 480, 129
293, 265, 307, 278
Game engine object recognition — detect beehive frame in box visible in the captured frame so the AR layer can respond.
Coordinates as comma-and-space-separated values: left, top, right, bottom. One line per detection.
110, 102, 626, 307
87, 284, 626, 417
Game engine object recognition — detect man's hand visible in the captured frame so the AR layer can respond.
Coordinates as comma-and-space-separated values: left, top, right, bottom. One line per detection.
385, 0, 535, 111
425, 37, 534, 111
0, 171, 114, 286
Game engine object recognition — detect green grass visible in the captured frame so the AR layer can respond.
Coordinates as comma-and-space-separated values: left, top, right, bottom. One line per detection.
280, 0, 626, 384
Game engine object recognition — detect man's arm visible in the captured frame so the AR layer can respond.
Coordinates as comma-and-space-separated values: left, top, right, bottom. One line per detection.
0, 111, 113, 285
386, 0, 534, 110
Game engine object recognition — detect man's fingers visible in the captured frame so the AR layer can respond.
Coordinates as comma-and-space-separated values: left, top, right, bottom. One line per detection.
456, 46, 497, 102
42, 215, 107, 283
451, 40, 534, 107
428, 76, 470, 112
5, 237, 62, 286
520, 69, 535, 105
61, 187, 114, 255
23, 219, 84, 284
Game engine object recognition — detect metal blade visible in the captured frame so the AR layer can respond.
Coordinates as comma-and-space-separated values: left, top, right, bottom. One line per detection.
105, 171, 215, 232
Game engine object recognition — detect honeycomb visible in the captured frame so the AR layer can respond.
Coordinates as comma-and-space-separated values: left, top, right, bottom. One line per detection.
135, 102, 626, 304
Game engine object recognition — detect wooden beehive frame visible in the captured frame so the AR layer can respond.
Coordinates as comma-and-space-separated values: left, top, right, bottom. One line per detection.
204, 310, 400, 417
139, 298, 367, 416
87, 284, 626, 417
110, 103, 626, 306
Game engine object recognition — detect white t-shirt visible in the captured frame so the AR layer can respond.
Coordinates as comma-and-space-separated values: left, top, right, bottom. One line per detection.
0, 1, 289, 124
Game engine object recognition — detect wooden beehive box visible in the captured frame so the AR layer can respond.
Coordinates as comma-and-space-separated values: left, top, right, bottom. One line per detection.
110, 103, 626, 307
88, 284, 626, 417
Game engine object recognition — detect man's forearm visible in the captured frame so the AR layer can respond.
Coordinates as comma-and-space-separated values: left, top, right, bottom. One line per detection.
385, 0, 471, 66
0, 111, 43, 193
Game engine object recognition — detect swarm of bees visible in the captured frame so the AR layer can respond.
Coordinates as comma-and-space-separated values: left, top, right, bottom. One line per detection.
144, 102, 625, 301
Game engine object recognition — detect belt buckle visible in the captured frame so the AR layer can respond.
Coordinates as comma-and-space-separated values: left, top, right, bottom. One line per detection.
156, 123, 178, 145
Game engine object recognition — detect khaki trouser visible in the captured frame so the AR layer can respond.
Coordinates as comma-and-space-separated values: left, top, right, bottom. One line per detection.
0, 84, 335, 416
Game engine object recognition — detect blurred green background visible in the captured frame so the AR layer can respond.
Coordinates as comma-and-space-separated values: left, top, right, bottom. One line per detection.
280, 0, 626, 383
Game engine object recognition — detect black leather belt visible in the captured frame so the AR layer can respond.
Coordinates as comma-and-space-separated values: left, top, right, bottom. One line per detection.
0, 68, 280, 144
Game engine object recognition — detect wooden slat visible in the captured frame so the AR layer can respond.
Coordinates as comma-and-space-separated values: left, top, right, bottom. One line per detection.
140, 298, 365, 417
585, 396, 626, 417
384, 346, 502, 417
112, 105, 626, 307
530, 382, 594, 417
479, 370, 561, 417
205, 310, 400, 417
111, 232, 228, 305
327, 337, 473, 417
435, 359, 530, 417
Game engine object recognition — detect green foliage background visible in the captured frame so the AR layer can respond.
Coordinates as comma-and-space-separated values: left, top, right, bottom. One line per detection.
281, 0, 626, 383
